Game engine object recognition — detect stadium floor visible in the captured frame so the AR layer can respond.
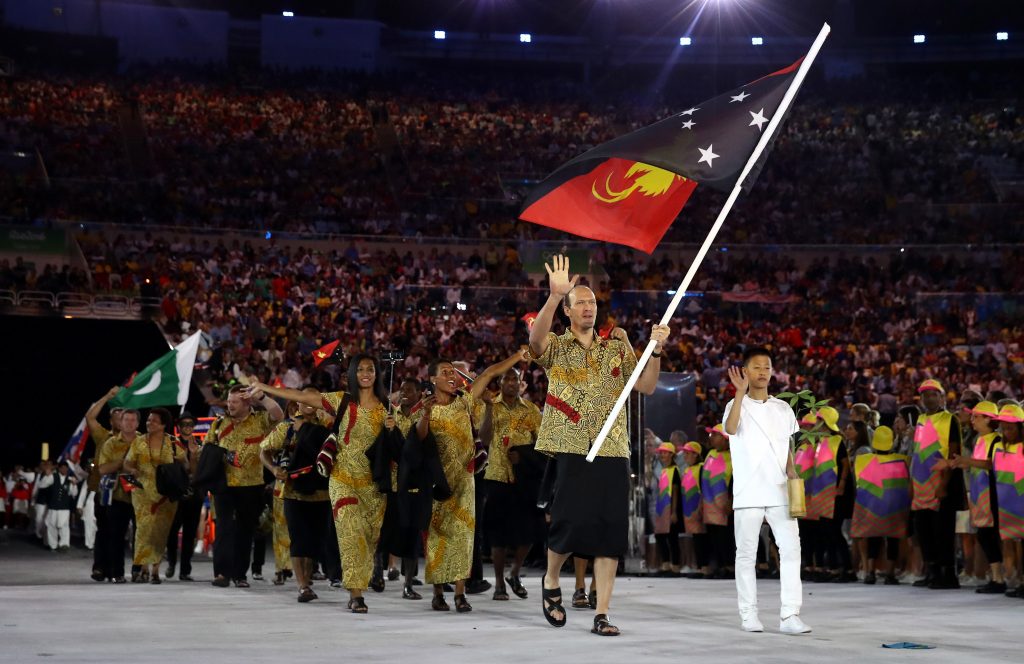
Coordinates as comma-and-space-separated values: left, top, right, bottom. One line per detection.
0, 533, 1016, 663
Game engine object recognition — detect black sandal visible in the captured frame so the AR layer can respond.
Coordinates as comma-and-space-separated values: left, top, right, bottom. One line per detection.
369, 574, 385, 593
348, 597, 368, 613
297, 587, 317, 603
493, 584, 510, 601
454, 594, 473, 613
588, 587, 597, 610
541, 576, 567, 627
592, 614, 620, 636
507, 575, 528, 599
402, 586, 422, 600
432, 594, 451, 611
571, 588, 589, 609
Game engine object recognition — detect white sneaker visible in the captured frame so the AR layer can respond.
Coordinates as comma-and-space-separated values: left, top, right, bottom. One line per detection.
741, 614, 764, 632
779, 615, 812, 634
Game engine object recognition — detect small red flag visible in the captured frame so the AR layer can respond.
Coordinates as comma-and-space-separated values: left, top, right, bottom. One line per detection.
521, 312, 539, 331
312, 340, 341, 368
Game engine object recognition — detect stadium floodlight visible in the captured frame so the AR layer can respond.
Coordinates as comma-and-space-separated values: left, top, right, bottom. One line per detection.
997, 32, 1009, 41
751, 36, 763, 46
679, 37, 692, 46
282, 11, 294, 17
913, 34, 926, 44
434, 30, 446, 40
520, 33, 531, 43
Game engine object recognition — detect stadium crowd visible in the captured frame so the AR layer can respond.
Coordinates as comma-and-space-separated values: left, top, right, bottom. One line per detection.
1, 67, 1021, 244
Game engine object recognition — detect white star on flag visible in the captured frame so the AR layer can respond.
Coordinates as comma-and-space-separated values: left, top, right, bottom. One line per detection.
680, 107, 699, 116
697, 144, 719, 167
748, 108, 768, 131
729, 91, 750, 103
681, 120, 696, 130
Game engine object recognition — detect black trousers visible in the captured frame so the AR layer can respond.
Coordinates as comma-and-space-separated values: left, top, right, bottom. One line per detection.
213, 486, 264, 581
706, 523, 735, 568
816, 517, 852, 571
977, 526, 1003, 565
914, 507, 956, 567
320, 509, 342, 581
101, 501, 133, 579
166, 496, 203, 576
867, 536, 900, 562
798, 519, 817, 567
252, 532, 267, 574
92, 503, 109, 573
655, 525, 681, 566
692, 533, 710, 568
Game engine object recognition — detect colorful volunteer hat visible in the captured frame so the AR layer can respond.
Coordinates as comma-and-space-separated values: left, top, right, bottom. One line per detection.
995, 404, 1024, 423
682, 442, 702, 455
704, 423, 730, 438
816, 406, 840, 433
970, 401, 999, 418
917, 379, 944, 393
656, 442, 676, 455
871, 426, 894, 453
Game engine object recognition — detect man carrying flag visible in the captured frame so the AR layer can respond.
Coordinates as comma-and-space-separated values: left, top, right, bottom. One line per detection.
83, 386, 124, 582
519, 25, 831, 468
528, 255, 669, 636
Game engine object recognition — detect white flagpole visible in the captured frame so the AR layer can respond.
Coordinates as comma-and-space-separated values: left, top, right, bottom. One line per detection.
586, 23, 831, 462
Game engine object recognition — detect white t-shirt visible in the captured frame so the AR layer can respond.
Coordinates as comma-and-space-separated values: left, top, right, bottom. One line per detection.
722, 395, 799, 509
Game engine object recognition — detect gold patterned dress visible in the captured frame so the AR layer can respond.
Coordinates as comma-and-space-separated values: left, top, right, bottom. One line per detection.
124, 434, 185, 566
271, 479, 291, 573
322, 391, 388, 591
425, 392, 480, 585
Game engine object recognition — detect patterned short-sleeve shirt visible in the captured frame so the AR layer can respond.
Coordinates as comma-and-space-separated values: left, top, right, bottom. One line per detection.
485, 397, 542, 483
395, 405, 424, 438
260, 419, 330, 502
98, 433, 142, 503
206, 410, 274, 487
532, 330, 638, 458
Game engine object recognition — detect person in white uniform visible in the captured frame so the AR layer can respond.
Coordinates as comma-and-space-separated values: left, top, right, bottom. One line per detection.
724, 347, 811, 635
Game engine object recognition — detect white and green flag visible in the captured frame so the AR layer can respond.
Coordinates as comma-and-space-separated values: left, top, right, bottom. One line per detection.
109, 332, 201, 409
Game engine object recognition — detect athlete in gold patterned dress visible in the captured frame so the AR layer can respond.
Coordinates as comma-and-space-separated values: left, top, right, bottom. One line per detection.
416, 350, 528, 613
123, 408, 188, 584
252, 355, 399, 613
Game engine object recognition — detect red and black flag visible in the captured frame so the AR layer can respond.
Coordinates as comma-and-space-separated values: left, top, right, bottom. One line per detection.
519, 59, 805, 253
312, 340, 342, 368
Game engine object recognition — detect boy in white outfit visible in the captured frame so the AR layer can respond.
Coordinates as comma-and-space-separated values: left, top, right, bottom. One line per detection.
724, 347, 811, 635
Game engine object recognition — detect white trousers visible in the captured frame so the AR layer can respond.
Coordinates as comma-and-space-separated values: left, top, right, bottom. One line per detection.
34, 505, 48, 538
45, 510, 71, 549
734, 506, 802, 619
81, 494, 97, 549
